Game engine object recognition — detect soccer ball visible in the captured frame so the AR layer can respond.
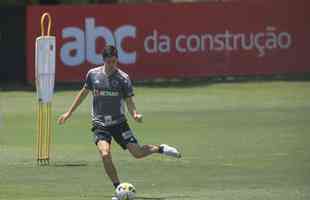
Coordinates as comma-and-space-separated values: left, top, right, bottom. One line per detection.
115, 182, 136, 200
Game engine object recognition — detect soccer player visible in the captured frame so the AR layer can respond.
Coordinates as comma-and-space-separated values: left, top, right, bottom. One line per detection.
58, 45, 181, 199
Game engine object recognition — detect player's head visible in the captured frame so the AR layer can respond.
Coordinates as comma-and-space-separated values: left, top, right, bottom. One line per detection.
102, 45, 118, 66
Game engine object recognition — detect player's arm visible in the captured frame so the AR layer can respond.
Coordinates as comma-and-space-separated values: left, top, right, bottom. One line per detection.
58, 70, 93, 125
57, 87, 90, 125
125, 97, 143, 123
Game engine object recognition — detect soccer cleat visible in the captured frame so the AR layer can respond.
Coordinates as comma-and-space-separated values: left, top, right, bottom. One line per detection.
160, 144, 181, 158
111, 196, 119, 200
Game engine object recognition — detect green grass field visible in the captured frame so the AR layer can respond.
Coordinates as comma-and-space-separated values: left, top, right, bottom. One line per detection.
1, 81, 310, 200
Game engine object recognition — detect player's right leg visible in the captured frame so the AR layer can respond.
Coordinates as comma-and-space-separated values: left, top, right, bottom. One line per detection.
127, 143, 160, 158
96, 140, 121, 189
112, 121, 182, 159
127, 143, 182, 159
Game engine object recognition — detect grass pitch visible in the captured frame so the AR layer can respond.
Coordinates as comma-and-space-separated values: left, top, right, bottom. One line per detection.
1, 81, 310, 200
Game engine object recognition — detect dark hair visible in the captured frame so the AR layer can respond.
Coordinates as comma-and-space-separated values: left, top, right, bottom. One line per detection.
102, 45, 118, 59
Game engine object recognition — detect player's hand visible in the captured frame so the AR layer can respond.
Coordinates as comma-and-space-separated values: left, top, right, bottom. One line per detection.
57, 112, 71, 125
133, 112, 143, 123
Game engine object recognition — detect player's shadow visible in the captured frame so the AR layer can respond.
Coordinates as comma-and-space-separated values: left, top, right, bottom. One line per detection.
101, 196, 165, 200
135, 195, 192, 200
52, 162, 88, 167
135, 197, 165, 200
98, 194, 193, 200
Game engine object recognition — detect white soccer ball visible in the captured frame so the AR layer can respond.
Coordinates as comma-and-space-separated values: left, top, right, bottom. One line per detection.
115, 182, 136, 200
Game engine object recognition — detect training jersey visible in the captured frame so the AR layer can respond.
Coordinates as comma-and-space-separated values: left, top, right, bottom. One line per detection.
84, 66, 134, 128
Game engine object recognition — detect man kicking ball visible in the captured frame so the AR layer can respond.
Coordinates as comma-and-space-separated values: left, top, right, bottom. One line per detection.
58, 45, 181, 199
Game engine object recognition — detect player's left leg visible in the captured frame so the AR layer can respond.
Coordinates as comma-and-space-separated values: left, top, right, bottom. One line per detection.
97, 140, 121, 188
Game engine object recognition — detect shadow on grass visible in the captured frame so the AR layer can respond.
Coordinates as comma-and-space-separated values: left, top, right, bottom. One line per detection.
52, 162, 88, 167
98, 195, 192, 200
94, 195, 165, 200
135, 197, 165, 200
135, 195, 192, 200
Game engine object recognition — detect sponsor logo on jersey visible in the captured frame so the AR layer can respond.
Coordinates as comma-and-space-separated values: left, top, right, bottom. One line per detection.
94, 89, 119, 97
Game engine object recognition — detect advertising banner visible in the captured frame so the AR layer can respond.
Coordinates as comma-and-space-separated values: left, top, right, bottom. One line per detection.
26, 1, 310, 82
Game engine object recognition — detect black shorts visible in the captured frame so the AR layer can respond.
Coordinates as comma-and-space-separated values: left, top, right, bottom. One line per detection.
92, 121, 138, 150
